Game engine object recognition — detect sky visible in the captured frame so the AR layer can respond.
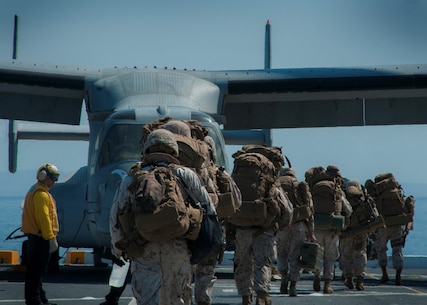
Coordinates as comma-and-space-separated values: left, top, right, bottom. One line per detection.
1, 0, 427, 184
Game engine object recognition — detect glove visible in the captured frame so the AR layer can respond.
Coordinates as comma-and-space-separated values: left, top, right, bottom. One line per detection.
112, 255, 125, 267
48, 238, 58, 253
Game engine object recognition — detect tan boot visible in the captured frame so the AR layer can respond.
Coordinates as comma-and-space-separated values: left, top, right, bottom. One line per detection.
313, 272, 321, 292
242, 294, 253, 305
395, 269, 402, 286
255, 290, 271, 305
289, 281, 297, 297
344, 276, 354, 289
356, 276, 365, 290
280, 270, 288, 294
323, 279, 333, 294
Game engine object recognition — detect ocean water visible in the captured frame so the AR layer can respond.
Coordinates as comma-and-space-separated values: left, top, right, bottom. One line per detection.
1, 195, 426, 257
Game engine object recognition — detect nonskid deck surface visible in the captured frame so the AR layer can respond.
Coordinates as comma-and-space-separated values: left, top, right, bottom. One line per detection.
1, 262, 427, 305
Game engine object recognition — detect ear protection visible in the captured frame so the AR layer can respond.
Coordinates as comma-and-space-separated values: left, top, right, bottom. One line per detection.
36, 163, 59, 182
37, 164, 49, 181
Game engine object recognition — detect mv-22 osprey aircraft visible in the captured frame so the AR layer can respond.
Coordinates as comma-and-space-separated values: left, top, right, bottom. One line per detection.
2, 21, 427, 255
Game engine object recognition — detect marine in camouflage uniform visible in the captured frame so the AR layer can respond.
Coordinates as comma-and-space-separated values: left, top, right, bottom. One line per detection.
339, 180, 370, 291
311, 166, 353, 294
275, 168, 316, 296
365, 178, 413, 286
234, 186, 293, 305
374, 226, 404, 285
112, 129, 214, 305
164, 121, 222, 305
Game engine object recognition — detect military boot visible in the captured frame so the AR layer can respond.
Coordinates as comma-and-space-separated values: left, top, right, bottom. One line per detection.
380, 266, 390, 283
280, 270, 288, 294
323, 279, 333, 294
344, 276, 354, 289
289, 281, 297, 297
255, 290, 272, 305
356, 276, 365, 291
395, 269, 402, 286
241, 294, 253, 305
313, 272, 321, 292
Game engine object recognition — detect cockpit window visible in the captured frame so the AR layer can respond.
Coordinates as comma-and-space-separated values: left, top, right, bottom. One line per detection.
98, 124, 142, 168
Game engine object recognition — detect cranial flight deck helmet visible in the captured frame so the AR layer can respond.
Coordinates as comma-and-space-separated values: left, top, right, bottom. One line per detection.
36, 163, 60, 182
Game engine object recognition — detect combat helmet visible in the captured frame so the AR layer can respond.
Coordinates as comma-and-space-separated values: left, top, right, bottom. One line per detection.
143, 129, 179, 156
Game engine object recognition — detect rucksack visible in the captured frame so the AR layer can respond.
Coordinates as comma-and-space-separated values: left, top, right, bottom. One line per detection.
278, 170, 313, 223
341, 182, 384, 237
228, 151, 280, 228
306, 166, 342, 215
127, 162, 203, 243
115, 177, 148, 259
305, 166, 345, 230
174, 134, 209, 169
239, 144, 285, 171
373, 173, 414, 226
215, 166, 242, 219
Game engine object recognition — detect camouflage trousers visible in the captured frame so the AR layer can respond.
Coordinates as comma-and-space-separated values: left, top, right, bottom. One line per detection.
234, 227, 275, 296
340, 234, 367, 278
276, 221, 308, 281
375, 225, 404, 270
314, 229, 339, 280
193, 251, 218, 305
131, 239, 192, 305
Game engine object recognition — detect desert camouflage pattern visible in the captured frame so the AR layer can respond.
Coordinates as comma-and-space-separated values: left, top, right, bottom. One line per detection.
314, 230, 340, 280
375, 225, 404, 270
131, 239, 192, 305
234, 227, 275, 296
194, 251, 217, 304
110, 175, 134, 259
340, 234, 367, 278
276, 221, 309, 281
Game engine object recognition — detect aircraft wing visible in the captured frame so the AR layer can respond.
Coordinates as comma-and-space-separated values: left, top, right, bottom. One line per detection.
190, 64, 427, 129
2, 61, 427, 130
0, 62, 101, 125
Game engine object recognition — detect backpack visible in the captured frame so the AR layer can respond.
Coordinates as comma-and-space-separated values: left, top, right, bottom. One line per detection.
174, 134, 209, 169
306, 166, 343, 215
228, 151, 280, 228
115, 177, 148, 259
278, 170, 313, 223
373, 173, 414, 226
239, 144, 285, 171
127, 162, 203, 243
215, 166, 242, 219
305, 166, 345, 230
341, 183, 384, 237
